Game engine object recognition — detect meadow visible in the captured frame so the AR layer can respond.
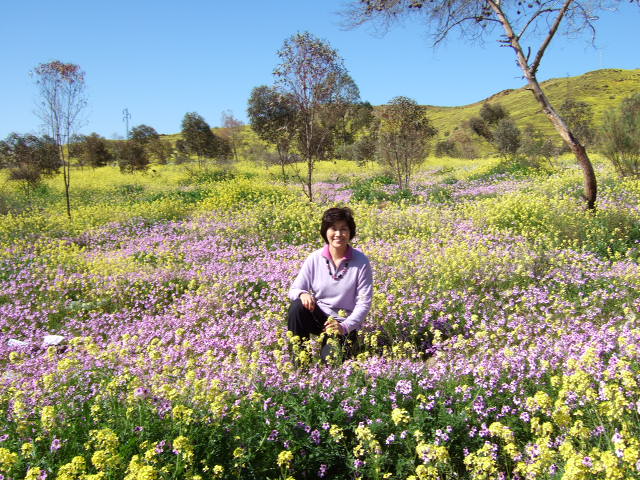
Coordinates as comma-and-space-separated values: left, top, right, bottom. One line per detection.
1, 156, 640, 480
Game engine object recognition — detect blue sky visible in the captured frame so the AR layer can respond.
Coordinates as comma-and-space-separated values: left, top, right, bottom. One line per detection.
2, 0, 638, 139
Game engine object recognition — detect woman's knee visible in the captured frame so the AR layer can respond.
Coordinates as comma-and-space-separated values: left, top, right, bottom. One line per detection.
288, 298, 305, 316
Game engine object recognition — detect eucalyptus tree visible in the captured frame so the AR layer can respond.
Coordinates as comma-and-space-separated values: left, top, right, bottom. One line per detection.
247, 85, 298, 180
1, 133, 60, 186
129, 124, 160, 145
343, 0, 638, 209
600, 93, 640, 178
70, 133, 113, 168
376, 96, 437, 189
273, 31, 360, 201
181, 112, 229, 165
32, 60, 87, 218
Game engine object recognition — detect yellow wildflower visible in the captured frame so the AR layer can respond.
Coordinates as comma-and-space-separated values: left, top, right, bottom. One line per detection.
277, 450, 294, 468
41, 405, 56, 430
391, 407, 410, 426
329, 425, 344, 442
24, 467, 44, 480
0, 447, 19, 471
21, 442, 35, 457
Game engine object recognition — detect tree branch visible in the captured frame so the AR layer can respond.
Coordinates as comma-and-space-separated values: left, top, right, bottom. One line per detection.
530, 0, 574, 74
518, 8, 557, 39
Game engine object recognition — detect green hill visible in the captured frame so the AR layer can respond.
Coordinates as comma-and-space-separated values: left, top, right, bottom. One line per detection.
160, 69, 639, 148
424, 68, 640, 138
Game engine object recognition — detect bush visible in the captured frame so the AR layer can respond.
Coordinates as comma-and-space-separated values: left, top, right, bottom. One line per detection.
493, 118, 521, 158
349, 175, 396, 203
600, 93, 640, 177
434, 139, 457, 157
116, 141, 149, 173
180, 166, 236, 185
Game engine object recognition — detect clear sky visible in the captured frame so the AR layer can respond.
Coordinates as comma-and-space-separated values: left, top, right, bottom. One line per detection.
2, 1, 638, 139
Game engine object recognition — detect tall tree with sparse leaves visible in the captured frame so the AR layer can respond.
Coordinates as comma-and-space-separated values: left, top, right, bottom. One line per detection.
33, 60, 87, 218
273, 31, 360, 201
343, 0, 639, 209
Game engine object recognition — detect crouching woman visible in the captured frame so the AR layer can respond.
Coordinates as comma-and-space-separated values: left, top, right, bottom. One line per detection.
287, 207, 373, 358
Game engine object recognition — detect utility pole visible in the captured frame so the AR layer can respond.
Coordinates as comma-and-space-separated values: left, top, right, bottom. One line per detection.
122, 108, 131, 139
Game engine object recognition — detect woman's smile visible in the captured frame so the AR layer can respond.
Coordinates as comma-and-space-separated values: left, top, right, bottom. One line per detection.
327, 220, 350, 250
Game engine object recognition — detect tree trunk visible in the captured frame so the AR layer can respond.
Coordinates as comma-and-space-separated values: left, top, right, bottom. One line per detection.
523, 75, 597, 209
488, 0, 597, 209
60, 144, 72, 219
277, 144, 288, 183
307, 157, 314, 202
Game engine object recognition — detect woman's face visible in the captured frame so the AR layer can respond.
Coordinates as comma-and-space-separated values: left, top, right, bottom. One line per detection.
327, 220, 350, 250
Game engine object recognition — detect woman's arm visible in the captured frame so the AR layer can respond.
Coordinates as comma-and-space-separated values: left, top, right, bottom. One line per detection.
288, 253, 315, 302
339, 259, 373, 334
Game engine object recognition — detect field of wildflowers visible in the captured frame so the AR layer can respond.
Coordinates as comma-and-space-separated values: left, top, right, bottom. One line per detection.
1, 158, 640, 479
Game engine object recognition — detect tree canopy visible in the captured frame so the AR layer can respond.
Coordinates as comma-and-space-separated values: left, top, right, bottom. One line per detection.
180, 112, 229, 164
129, 124, 160, 145
376, 96, 437, 189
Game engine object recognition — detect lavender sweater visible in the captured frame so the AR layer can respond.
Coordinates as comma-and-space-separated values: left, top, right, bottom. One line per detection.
288, 245, 373, 333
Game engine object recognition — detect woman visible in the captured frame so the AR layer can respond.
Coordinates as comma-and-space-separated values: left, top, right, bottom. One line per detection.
287, 207, 373, 355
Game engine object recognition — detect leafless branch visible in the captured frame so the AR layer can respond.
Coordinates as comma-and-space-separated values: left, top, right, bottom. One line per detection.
518, 8, 557, 38
530, 0, 574, 74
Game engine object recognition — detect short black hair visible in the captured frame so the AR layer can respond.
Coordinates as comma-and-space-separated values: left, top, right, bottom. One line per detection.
320, 207, 356, 244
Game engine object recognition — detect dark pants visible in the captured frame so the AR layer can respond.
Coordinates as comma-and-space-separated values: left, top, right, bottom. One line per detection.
287, 298, 360, 358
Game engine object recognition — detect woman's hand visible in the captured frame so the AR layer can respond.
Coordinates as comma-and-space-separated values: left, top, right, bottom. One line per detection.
324, 317, 346, 336
299, 292, 316, 311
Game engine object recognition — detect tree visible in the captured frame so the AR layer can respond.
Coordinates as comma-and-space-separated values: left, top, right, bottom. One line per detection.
342, 1, 634, 209
273, 31, 360, 201
342, 129, 378, 166
493, 117, 521, 158
70, 133, 113, 168
116, 140, 149, 173
376, 96, 437, 189
435, 138, 457, 158
450, 128, 479, 159
1, 133, 60, 186
520, 124, 558, 166
180, 112, 228, 165
333, 101, 376, 154
219, 110, 245, 162
600, 93, 640, 178
128, 124, 173, 164
558, 98, 596, 147
129, 124, 160, 145
469, 102, 521, 158
146, 138, 174, 164
469, 102, 509, 142
247, 85, 298, 180
33, 60, 87, 218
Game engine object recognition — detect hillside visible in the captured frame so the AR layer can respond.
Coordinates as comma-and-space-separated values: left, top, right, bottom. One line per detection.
424, 68, 640, 138
160, 69, 639, 147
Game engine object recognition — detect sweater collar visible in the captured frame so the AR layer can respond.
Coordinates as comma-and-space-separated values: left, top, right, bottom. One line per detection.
322, 244, 353, 262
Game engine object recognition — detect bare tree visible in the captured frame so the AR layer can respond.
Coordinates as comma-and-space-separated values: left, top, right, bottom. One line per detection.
219, 110, 245, 162
343, 0, 637, 209
32, 60, 87, 218
273, 31, 360, 201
